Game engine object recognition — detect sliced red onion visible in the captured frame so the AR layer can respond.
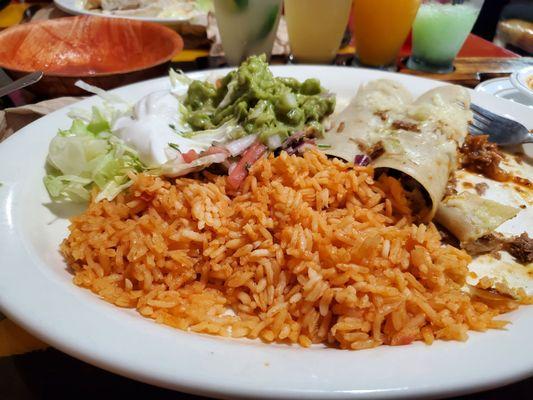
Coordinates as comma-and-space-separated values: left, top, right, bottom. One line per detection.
354, 154, 370, 166
282, 130, 307, 150
296, 141, 317, 154
285, 139, 316, 155
224, 134, 258, 157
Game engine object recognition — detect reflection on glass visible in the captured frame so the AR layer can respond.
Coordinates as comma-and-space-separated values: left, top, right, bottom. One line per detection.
214, 0, 282, 66
352, 0, 421, 69
284, 0, 352, 64
407, 0, 485, 73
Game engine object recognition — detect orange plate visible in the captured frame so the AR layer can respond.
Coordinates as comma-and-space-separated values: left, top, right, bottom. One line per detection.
0, 16, 184, 97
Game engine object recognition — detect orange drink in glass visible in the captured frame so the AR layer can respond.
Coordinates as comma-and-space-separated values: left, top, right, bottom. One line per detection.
352, 0, 421, 68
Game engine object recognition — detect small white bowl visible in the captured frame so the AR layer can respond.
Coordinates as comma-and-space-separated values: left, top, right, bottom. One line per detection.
475, 77, 533, 108
510, 66, 533, 100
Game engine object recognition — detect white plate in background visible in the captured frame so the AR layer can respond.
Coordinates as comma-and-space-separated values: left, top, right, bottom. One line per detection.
510, 66, 533, 101
54, 0, 207, 27
476, 77, 533, 109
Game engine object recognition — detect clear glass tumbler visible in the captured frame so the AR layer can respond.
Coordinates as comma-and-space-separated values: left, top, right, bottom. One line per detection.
352, 0, 421, 69
214, 0, 283, 66
407, 0, 485, 73
284, 0, 352, 64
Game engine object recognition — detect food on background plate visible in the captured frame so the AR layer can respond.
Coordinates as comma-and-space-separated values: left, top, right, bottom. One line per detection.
83, 0, 211, 18
45, 56, 532, 349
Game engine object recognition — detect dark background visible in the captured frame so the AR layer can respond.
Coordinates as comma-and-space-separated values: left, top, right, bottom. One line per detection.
1, 348, 532, 400
473, 0, 533, 44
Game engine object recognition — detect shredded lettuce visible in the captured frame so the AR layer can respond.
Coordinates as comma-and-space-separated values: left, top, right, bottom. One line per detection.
183, 119, 245, 143
169, 69, 193, 101
75, 80, 130, 106
44, 102, 145, 203
196, 0, 213, 12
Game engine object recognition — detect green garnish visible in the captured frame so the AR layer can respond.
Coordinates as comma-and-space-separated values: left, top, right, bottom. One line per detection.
318, 144, 332, 149
168, 143, 181, 152
44, 107, 145, 203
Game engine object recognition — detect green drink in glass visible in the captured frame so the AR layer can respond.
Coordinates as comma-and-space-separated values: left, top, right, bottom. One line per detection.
214, 0, 282, 66
407, 0, 484, 73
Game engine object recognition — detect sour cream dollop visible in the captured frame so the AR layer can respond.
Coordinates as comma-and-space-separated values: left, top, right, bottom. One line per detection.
113, 90, 205, 167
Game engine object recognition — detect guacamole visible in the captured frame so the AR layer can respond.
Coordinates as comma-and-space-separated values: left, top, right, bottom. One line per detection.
184, 55, 335, 144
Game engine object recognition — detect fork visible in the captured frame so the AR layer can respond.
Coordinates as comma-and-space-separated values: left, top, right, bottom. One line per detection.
469, 103, 533, 146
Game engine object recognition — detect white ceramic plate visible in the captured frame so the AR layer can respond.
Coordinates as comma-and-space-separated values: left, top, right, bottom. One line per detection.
1, 66, 532, 399
510, 66, 533, 101
54, 0, 206, 27
475, 77, 533, 109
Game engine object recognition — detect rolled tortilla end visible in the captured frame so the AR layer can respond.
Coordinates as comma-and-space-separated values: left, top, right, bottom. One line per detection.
435, 192, 519, 243
373, 150, 452, 222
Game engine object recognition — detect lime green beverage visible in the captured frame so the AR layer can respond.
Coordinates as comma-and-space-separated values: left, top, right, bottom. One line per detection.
408, 0, 483, 73
215, 0, 282, 66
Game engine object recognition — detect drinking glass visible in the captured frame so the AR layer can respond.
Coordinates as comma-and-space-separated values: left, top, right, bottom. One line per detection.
214, 0, 282, 66
407, 0, 485, 73
352, 0, 421, 69
284, 0, 352, 64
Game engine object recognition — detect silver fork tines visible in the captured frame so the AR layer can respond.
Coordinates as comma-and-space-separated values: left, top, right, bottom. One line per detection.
469, 103, 533, 146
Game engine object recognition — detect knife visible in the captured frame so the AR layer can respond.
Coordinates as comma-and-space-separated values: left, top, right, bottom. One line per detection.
0, 71, 43, 99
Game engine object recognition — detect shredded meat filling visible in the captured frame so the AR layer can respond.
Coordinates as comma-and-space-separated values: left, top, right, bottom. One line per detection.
367, 141, 385, 160
504, 233, 533, 264
460, 135, 510, 182
474, 182, 489, 196
463, 232, 533, 264
513, 176, 533, 189
374, 111, 388, 122
391, 120, 420, 132
463, 233, 505, 257
436, 224, 460, 248
444, 176, 458, 197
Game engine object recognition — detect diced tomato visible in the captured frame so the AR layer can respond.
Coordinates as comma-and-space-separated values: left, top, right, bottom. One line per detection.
203, 146, 230, 157
139, 192, 154, 202
182, 150, 199, 163
227, 142, 267, 190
